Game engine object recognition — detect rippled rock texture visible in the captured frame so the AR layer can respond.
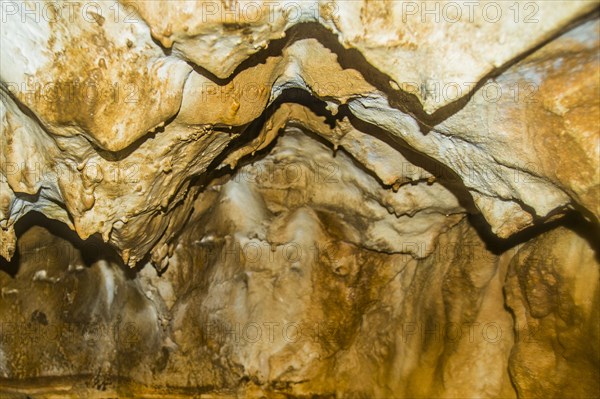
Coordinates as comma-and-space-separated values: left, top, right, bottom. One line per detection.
0, 1, 599, 398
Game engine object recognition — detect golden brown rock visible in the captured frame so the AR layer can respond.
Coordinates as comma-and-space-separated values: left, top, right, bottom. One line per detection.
0, 1, 599, 397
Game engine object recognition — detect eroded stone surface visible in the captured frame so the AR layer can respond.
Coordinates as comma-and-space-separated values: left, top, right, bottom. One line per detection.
0, 1, 599, 397
505, 224, 599, 399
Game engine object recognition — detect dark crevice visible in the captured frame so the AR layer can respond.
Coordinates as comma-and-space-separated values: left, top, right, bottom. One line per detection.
0, 211, 127, 279
191, 87, 341, 192
337, 105, 479, 215
469, 210, 600, 259
176, 83, 599, 266
265, 100, 597, 259
3, 80, 596, 273
150, 35, 173, 56
2, 11, 597, 167
2, 14, 598, 273
423, 8, 600, 131
181, 11, 599, 132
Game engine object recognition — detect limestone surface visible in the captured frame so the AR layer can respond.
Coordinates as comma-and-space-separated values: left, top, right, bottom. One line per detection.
0, 1, 598, 398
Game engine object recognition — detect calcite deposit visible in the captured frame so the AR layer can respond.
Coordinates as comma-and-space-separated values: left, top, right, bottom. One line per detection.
0, 1, 598, 398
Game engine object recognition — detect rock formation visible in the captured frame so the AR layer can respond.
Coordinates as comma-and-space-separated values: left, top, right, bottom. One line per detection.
0, 1, 598, 397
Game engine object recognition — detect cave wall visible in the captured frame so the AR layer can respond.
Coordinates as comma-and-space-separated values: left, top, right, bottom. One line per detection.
0, 1, 599, 398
